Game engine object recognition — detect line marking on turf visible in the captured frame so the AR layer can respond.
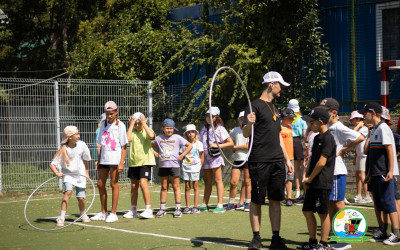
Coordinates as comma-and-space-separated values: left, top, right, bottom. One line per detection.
73, 222, 247, 248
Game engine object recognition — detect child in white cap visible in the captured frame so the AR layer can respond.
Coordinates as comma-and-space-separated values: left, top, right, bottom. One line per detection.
226, 111, 251, 212
199, 106, 234, 213
123, 112, 156, 219
181, 124, 204, 214
349, 110, 371, 203
92, 101, 128, 223
49, 126, 91, 226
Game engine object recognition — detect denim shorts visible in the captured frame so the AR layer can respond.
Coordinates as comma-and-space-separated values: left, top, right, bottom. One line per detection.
182, 171, 200, 181
64, 182, 86, 198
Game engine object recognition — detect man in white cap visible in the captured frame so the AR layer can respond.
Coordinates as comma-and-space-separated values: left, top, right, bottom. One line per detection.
243, 71, 294, 250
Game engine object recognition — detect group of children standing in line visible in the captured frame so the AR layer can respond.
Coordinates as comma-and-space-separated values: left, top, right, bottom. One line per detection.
49, 98, 400, 247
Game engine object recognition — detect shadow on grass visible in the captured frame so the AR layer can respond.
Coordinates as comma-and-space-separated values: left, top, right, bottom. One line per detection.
191, 236, 248, 248
149, 244, 207, 249
19, 217, 85, 232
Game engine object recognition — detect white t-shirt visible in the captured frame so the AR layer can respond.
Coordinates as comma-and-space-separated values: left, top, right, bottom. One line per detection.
355, 126, 369, 157
97, 120, 128, 165
229, 126, 249, 161
369, 123, 399, 176
182, 140, 204, 173
328, 121, 362, 175
51, 141, 91, 188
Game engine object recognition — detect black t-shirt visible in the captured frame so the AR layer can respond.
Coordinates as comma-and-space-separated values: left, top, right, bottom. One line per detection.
244, 99, 283, 163
307, 130, 336, 189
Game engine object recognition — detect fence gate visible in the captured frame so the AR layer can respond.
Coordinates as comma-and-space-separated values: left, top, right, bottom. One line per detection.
0, 78, 152, 192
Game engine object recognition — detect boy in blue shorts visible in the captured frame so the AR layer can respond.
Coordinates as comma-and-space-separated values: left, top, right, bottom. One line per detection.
361, 102, 400, 245
297, 107, 336, 250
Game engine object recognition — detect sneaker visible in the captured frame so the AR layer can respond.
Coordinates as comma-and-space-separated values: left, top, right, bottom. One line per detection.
105, 212, 118, 223
359, 196, 372, 203
81, 214, 91, 223
244, 203, 250, 212
156, 209, 166, 218
296, 242, 316, 250
270, 235, 287, 250
91, 212, 107, 221
236, 203, 244, 210
139, 209, 154, 219
248, 235, 262, 250
293, 195, 305, 205
173, 208, 182, 218
295, 190, 301, 199
286, 199, 294, 206
123, 210, 138, 219
192, 207, 200, 214
182, 207, 191, 214
56, 216, 65, 227
226, 203, 235, 211
383, 233, 400, 245
330, 243, 351, 250
344, 198, 350, 205
315, 243, 329, 250
370, 228, 387, 242
212, 206, 225, 213
354, 195, 363, 202
198, 204, 209, 212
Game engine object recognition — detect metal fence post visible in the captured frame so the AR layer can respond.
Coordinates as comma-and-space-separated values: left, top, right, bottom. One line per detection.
147, 81, 153, 184
54, 81, 62, 191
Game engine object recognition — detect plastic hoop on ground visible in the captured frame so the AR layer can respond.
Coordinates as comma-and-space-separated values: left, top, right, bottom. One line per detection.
24, 174, 96, 231
209, 66, 254, 167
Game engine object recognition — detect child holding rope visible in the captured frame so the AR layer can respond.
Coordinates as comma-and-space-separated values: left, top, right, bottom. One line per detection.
50, 126, 91, 226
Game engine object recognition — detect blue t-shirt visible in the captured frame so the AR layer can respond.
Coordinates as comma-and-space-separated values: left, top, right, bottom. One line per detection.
290, 114, 308, 137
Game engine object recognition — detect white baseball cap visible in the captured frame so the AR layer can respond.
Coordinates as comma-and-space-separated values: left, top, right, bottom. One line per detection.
262, 71, 290, 86
287, 99, 300, 113
349, 111, 363, 121
132, 112, 144, 123
184, 124, 198, 134
238, 111, 245, 119
206, 106, 220, 116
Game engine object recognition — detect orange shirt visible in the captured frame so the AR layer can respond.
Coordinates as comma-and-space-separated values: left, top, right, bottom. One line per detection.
280, 125, 294, 160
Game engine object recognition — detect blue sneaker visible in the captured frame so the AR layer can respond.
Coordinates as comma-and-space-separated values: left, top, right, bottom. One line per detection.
244, 203, 250, 212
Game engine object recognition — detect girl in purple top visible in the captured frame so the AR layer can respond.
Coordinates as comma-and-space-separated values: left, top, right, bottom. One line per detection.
152, 119, 192, 218
198, 107, 234, 213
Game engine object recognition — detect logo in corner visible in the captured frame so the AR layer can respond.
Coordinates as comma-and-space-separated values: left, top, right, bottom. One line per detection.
330, 207, 370, 243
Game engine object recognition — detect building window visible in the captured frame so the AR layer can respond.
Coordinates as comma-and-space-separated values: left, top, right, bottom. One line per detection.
376, 1, 400, 70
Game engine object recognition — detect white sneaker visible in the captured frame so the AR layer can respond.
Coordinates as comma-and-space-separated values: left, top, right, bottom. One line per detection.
360, 196, 373, 203
91, 212, 107, 221
344, 198, 350, 205
295, 190, 301, 199
81, 214, 91, 223
123, 210, 138, 218
105, 213, 118, 223
140, 209, 154, 219
353, 195, 363, 202
56, 216, 65, 226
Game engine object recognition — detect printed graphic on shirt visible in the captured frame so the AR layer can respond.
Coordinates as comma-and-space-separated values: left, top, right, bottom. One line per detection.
101, 131, 117, 151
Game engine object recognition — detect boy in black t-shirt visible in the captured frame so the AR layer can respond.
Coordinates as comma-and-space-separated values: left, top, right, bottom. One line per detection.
297, 107, 336, 250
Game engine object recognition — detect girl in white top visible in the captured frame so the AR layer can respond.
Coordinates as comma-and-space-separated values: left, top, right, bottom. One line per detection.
49, 126, 91, 227
181, 124, 204, 214
92, 101, 128, 223
226, 111, 251, 211
198, 107, 234, 213
349, 111, 371, 203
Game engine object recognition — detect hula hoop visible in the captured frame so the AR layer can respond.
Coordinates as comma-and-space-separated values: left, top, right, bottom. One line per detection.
24, 174, 96, 231
209, 66, 254, 167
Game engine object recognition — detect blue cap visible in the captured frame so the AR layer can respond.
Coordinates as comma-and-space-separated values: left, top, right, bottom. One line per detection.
162, 118, 178, 131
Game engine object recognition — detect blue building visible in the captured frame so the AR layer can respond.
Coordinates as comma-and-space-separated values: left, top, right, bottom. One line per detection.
168, 1, 400, 112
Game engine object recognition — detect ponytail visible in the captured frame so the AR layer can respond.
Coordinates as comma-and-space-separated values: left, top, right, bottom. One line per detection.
53, 144, 70, 167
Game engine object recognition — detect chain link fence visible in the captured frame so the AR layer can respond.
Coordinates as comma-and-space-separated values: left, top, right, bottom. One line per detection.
0, 78, 153, 192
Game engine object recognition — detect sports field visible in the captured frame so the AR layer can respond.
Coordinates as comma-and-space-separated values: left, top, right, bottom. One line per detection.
0, 184, 394, 249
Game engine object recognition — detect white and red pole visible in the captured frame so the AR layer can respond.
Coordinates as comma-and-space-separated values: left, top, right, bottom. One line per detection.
381, 60, 400, 107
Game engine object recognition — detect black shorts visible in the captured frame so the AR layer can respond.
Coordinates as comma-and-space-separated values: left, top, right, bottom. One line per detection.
293, 137, 304, 160
302, 188, 331, 214
394, 177, 399, 201
248, 161, 286, 204
232, 161, 249, 170
98, 164, 118, 169
158, 167, 180, 177
127, 166, 152, 180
